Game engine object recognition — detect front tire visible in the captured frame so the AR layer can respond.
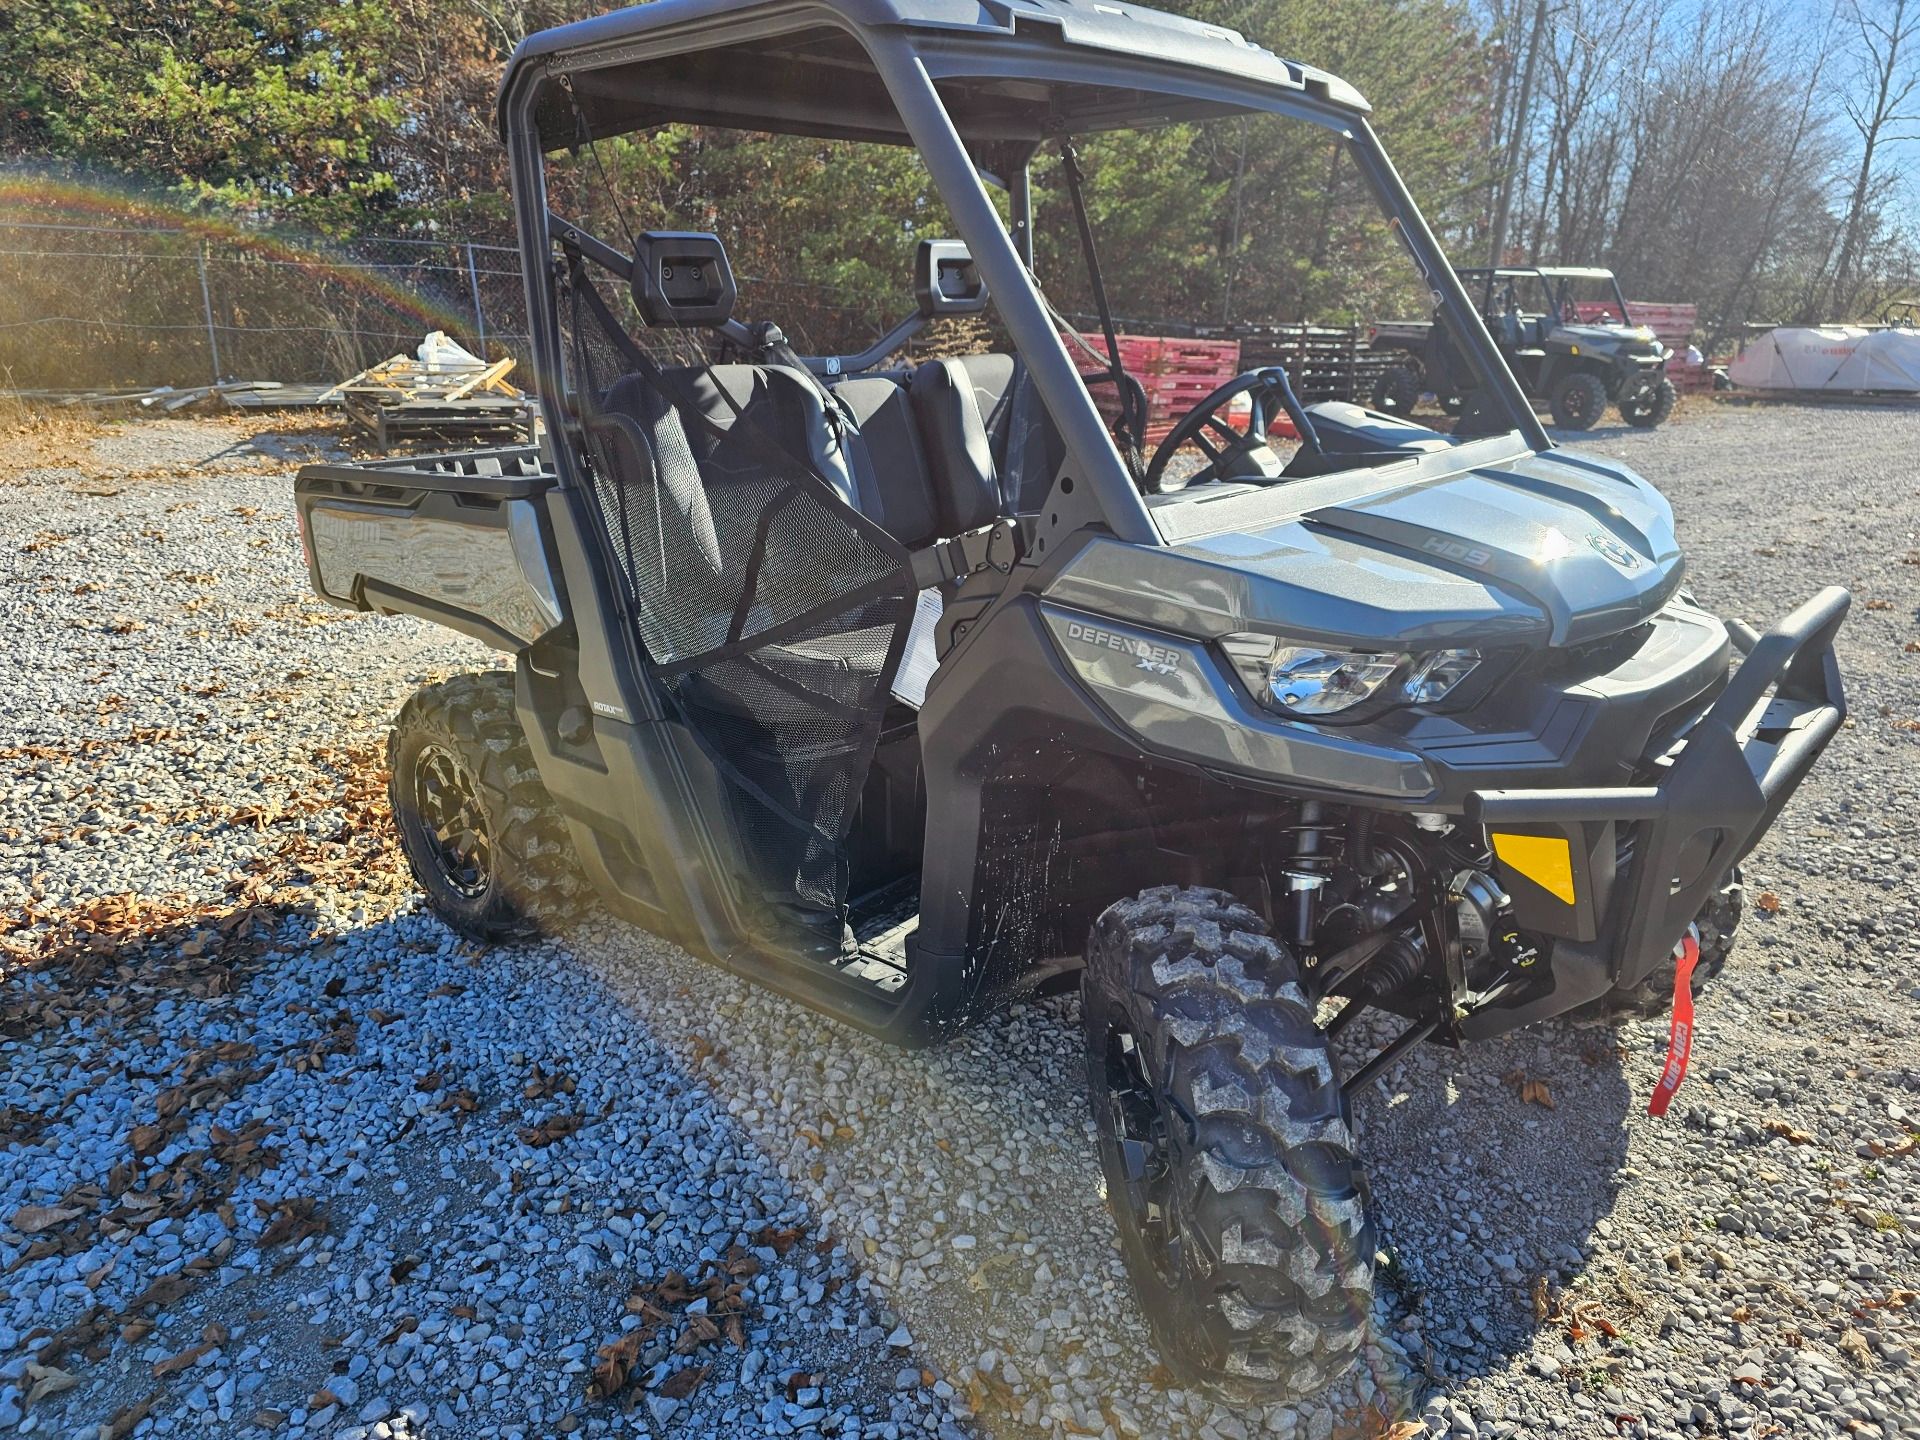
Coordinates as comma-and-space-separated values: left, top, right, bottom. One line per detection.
1549, 370, 1609, 430
1082, 886, 1372, 1403
1619, 376, 1677, 428
389, 671, 587, 941
1369, 365, 1420, 417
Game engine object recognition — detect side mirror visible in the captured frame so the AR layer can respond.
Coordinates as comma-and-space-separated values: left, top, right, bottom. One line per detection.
914, 240, 988, 318
632, 231, 737, 327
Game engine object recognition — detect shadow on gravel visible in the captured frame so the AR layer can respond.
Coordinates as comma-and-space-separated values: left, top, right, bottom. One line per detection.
235, 429, 347, 466
1341, 1012, 1638, 1396
579, 914, 1652, 1435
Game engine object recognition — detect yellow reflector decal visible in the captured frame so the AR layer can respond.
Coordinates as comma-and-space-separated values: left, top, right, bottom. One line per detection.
1491, 833, 1576, 905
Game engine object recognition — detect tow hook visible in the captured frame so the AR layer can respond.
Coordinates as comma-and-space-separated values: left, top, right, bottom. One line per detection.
1647, 923, 1703, 1117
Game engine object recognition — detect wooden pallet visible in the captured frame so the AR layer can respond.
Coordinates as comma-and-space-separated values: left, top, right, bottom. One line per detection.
321, 352, 532, 448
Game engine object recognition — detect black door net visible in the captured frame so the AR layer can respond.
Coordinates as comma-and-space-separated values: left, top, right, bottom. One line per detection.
563, 254, 916, 920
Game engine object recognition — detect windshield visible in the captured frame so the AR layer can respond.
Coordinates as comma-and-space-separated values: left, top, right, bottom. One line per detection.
1472, 272, 1633, 327
507, 16, 1540, 549
999, 94, 1536, 514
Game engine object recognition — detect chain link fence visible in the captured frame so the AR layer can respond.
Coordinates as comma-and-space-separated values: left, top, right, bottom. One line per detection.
1, 218, 1387, 405
0, 220, 929, 395
0, 221, 535, 394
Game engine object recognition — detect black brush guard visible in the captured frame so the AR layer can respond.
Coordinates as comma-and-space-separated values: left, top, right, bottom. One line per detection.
1464, 586, 1849, 1029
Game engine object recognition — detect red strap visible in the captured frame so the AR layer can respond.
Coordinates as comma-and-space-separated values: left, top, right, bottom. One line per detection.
1647, 934, 1700, 1117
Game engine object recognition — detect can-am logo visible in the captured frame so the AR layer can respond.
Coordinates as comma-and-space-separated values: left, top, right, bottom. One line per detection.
1587, 532, 1644, 569
1065, 621, 1181, 675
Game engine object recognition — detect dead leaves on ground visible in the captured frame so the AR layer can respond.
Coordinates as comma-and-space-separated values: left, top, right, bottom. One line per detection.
655, 1363, 710, 1399
518, 1114, 583, 1148
1501, 1069, 1556, 1109
1531, 1274, 1556, 1322
590, 1246, 766, 1406
0, 886, 305, 1043
1330, 1400, 1425, 1440
523, 1064, 577, 1100
101, 1391, 163, 1440
151, 1322, 228, 1377
753, 1223, 804, 1257
0, 737, 407, 1044
0, 1105, 56, 1147
20, 1361, 79, 1410
256, 1197, 327, 1248
10, 1203, 82, 1234
587, 1331, 646, 1402
1764, 1119, 1817, 1145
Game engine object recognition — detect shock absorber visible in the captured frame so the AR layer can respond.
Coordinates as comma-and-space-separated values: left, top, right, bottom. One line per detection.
1348, 809, 1389, 877
1282, 800, 1336, 957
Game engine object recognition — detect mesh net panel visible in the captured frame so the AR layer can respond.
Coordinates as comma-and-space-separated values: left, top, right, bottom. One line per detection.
575, 309, 915, 916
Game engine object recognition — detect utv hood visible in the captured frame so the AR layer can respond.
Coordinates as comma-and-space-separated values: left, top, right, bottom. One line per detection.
1047, 444, 1684, 650
1547, 322, 1663, 354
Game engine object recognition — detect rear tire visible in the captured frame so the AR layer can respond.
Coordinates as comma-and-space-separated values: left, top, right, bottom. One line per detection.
1598, 872, 1744, 1017
1082, 886, 1372, 1403
389, 671, 587, 942
1549, 370, 1609, 430
1619, 376, 1677, 428
1370, 365, 1420, 417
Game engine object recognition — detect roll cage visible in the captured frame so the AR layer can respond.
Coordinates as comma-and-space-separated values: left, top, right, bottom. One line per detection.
497, 0, 1550, 555
1457, 266, 1637, 328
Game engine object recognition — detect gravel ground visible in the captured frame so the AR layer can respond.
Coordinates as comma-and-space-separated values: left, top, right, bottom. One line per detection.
2, 399, 1917, 1440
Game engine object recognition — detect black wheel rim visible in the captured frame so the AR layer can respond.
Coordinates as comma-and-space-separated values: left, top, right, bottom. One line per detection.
1567, 384, 1597, 423
413, 743, 491, 899
1100, 1020, 1185, 1288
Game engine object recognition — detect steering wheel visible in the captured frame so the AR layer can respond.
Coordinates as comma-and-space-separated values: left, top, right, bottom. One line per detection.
1143, 365, 1320, 494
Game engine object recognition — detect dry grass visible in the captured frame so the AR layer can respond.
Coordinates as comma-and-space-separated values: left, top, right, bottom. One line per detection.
0, 400, 111, 477
0, 399, 352, 486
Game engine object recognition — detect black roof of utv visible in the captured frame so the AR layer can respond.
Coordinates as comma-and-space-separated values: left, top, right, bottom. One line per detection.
502, 0, 1371, 149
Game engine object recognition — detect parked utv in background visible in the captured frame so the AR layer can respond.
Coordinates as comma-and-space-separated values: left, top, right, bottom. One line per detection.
1371, 265, 1677, 430
292, 0, 1848, 1404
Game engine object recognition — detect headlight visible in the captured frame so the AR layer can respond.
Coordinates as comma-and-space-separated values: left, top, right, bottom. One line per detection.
1221, 635, 1481, 718
1403, 648, 1480, 704
1221, 637, 1406, 716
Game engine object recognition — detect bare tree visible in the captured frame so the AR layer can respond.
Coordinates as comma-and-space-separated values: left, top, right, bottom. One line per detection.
1828, 0, 1920, 315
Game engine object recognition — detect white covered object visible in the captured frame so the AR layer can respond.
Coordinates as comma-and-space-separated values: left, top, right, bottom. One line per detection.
415, 330, 488, 373
1729, 326, 1920, 393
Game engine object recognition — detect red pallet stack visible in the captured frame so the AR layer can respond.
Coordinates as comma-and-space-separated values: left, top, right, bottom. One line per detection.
1064, 332, 1244, 444
1573, 300, 1709, 393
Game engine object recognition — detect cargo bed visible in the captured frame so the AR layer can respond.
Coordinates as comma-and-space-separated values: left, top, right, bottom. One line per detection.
294, 446, 566, 651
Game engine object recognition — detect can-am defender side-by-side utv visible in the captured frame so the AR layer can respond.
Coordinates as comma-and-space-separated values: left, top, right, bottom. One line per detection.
292, 0, 1849, 1402
1369, 265, 1677, 430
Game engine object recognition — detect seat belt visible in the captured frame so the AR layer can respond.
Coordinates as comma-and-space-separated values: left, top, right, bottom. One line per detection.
906, 517, 1021, 592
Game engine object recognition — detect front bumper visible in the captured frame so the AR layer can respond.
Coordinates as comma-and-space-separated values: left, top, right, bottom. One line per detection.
1464, 586, 1849, 1025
